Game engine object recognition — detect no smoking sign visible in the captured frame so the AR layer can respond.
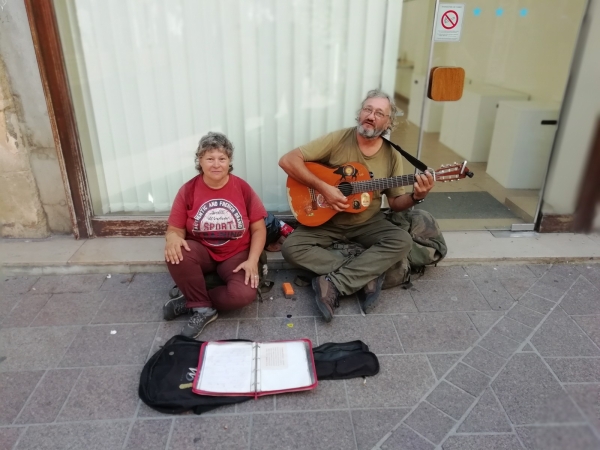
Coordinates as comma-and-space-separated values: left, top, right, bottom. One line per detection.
435, 4, 465, 42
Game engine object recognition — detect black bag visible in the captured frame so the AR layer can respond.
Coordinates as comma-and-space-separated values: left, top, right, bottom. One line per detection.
140, 335, 379, 415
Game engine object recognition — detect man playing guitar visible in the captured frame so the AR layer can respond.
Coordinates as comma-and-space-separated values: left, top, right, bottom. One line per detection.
279, 89, 435, 322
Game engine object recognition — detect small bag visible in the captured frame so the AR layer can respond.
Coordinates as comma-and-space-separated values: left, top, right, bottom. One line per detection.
312, 340, 379, 380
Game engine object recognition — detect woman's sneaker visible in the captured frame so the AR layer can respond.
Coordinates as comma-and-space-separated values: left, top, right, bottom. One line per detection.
163, 294, 191, 321
181, 310, 219, 339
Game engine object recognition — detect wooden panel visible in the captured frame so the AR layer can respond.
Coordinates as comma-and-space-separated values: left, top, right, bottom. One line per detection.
92, 218, 168, 237
428, 67, 465, 101
573, 118, 600, 232
24, 0, 93, 239
538, 214, 574, 233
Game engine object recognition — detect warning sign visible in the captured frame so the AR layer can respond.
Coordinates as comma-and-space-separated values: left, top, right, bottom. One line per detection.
435, 4, 465, 42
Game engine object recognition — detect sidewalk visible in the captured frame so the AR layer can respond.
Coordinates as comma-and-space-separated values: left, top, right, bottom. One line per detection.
0, 233, 599, 449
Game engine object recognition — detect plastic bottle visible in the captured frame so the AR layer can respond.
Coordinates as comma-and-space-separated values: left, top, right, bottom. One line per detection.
279, 220, 294, 237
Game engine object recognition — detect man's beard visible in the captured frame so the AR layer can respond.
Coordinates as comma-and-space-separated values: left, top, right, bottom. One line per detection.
357, 122, 386, 139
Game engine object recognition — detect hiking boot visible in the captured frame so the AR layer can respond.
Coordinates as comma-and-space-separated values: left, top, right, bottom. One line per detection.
163, 293, 191, 321
358, 274, 386, 314
312, 276, 339, 323
180, 310, 219, 339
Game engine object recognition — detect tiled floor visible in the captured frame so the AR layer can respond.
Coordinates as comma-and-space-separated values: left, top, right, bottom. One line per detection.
1, 264, 600, 450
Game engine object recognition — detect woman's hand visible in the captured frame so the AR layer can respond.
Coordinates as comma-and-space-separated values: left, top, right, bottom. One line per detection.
164, 226, 190, 264
233, 259, 260, 288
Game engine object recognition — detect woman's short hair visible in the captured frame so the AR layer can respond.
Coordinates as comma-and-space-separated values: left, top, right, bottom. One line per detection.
356, 89, 399, 132
195, 132, 234, 174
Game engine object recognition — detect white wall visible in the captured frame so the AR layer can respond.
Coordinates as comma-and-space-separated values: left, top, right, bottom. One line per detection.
543, 0, 600, 215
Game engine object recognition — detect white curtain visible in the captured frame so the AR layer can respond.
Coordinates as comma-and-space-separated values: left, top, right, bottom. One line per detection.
59, 0, 402, 213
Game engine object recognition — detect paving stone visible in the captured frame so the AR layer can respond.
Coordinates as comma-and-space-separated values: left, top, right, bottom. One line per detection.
394, 312, 479, 352
521, 344, 534, 351
518, 293, 556, 314
546, 358, 600, 382
250, 411, 355, 450
493, 316, 533, 342
405, 401, 456, 444
582, 266, 600, 291
346, 355, 434, 408
417, 266, 469, 280
408, 280, 491, 312
0, 427, 24, 450
426, 380, 475, 420
219, 300, 259, 319
427, 353, 461, 379
236, 395, 274, 413
526, 264, 551, 277
237, 317, 317, 343
169, 416, 250, 449
442, 434, 523, 450
565, 384, 600, 433
276, 380, 347, 411
499, 277, 537, 301
59, 323, 158, 367
15, 368, 81, 424
463, 265, 537, 278
462, 345, 507, 377
473, 278, 516, 311
57, 366, 140, 421
351, 408, 410, 450
506, 304, 545, 328
0, 370, 44, 424
492, 353, 582, 425
528, 272, 574, 302
383, 424, 435, 450
560, 277, 600, 315
128, 272, 174, 293
0, 326, 79, 372
316, 315, 402, 355
30, 292, 106, 326
0, 276, 38, 296
573, 315, 600, 348
0, 294, 51, 328
531, 308, 600, 357
479, 330, 521, 358
124, 419, 171, 450
516, 425, 600, 450
356, 286, 418, 314
446, 363, 490, 396
15, 421, 130, 450
547, 263, 594, 281
457, 388, 512, 433
30, 274, 106, 294
467, 311, 503, 335
99, 273, 133, 291
150, 319, 239, 354
91, 290, 164, 324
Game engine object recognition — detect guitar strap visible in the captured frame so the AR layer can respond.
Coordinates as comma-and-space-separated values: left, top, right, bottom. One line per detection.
381, 137, 428, 172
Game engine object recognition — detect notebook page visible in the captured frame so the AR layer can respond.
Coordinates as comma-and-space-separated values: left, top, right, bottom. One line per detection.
258, 341, 313, 392
195, 342, 254, 394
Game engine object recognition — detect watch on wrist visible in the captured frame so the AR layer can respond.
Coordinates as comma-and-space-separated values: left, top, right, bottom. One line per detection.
411, 193, 425, 204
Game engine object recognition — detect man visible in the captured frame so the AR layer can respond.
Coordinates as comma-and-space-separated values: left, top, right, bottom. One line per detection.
279, 89, 434, 321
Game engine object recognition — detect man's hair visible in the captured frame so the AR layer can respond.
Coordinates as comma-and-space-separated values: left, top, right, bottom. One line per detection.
195, 132, 234, 174
357, 89, 399, 132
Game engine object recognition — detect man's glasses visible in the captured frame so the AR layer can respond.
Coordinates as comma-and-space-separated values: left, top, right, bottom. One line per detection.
361, 107, 390, 120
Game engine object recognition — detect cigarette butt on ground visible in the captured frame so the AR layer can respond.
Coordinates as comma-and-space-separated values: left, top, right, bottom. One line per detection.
282, 282, 294, 299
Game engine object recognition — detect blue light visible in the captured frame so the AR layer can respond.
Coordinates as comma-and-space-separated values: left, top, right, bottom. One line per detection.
520, 8, 528, 17
473, 7, 482, 16
496, 8, 503, 16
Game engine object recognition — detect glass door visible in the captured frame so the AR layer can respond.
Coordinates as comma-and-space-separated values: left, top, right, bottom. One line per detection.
393, 0, 588, 231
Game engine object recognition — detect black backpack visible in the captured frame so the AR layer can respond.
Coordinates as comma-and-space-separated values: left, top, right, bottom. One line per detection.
139, 335, 379, 415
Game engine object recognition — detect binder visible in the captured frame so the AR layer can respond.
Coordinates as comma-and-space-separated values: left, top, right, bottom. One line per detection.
192, 339, 318, 398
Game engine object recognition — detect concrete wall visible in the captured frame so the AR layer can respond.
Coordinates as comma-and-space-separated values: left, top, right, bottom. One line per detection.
0, 0, 71, 237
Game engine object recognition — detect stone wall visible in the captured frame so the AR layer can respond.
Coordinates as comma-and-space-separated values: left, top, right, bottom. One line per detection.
0, 0, 71, 238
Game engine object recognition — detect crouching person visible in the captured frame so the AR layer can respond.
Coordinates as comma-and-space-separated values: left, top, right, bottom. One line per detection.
163, 132, 267, 338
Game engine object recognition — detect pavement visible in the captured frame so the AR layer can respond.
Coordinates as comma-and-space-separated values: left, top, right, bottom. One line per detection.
0, 232, 600, 450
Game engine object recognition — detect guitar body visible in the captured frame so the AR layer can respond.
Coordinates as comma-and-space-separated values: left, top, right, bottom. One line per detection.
286, 161, 373, 227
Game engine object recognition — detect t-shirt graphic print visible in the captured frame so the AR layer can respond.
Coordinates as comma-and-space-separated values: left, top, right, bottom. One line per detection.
192, 199, 246, 246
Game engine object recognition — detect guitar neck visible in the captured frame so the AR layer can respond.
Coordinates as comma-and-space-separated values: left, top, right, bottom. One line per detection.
349, 169, 432, 193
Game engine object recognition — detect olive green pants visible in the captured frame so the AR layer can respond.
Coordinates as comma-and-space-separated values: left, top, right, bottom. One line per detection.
281, 212, 413, 295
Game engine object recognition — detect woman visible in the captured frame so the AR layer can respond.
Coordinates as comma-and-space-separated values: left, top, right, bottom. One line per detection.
163, 132, 267, 338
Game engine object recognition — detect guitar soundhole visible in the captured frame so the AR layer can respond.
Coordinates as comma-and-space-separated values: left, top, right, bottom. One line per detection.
338, 182, 352, 197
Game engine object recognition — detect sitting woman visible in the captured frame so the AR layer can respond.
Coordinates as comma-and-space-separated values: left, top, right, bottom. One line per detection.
163, 132, 267, 338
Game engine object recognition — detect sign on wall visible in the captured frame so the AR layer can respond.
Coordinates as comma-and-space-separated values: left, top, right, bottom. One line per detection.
434, 3, 465, 42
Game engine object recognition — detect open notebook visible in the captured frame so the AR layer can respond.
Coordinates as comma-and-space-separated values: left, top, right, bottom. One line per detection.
192, 339, 317, 398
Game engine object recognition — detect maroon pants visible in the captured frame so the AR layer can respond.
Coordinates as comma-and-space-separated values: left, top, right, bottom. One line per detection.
167, 240, 257, 311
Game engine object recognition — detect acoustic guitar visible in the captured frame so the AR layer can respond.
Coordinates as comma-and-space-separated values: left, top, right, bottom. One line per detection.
286, 161, 473, 226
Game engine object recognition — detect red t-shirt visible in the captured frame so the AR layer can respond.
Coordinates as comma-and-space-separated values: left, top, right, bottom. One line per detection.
168, 174, 267, 261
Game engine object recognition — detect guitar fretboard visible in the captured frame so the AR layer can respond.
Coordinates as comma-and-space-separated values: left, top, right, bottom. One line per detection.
346, 169, 434, 194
